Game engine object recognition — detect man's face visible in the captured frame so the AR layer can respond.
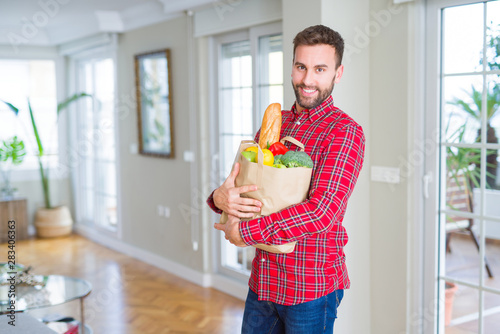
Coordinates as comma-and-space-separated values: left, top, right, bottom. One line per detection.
291, 44, 344, 112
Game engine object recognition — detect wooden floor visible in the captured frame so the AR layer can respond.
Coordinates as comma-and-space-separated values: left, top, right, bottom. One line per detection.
2, 234, 245, 334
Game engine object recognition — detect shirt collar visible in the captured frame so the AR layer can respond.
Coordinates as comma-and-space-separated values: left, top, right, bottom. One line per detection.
290, 95, 336, 123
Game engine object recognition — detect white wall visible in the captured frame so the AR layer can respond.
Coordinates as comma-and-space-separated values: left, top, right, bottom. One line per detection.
368, 0, 411, 333
115, 16, 205, 272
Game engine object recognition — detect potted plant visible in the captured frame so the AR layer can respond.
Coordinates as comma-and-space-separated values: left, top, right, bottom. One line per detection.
444, 281, 458, 326
0, 136, 26, 199
1, 93, 91, 237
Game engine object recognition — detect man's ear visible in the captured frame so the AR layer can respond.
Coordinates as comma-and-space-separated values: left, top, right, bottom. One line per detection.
334, 64, 344, 83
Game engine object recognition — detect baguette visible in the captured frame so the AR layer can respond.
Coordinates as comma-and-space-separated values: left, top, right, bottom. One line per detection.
258, 103, 282, 149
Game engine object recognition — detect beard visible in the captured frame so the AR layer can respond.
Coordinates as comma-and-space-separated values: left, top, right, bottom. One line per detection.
292, 76, 336, 111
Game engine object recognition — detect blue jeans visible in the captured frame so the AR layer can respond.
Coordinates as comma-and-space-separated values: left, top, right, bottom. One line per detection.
241, 289, 344, 334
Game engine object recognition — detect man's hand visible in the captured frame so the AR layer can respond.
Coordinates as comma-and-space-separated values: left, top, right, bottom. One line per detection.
213, 162, 262, 218
214, 215, 247, 247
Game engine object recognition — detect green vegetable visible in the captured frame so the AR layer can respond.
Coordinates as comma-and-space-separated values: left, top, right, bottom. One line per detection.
273, 163, 287, 169
274, 154, 284, 165
280, 150, 313, 168
241, 151, 256, 162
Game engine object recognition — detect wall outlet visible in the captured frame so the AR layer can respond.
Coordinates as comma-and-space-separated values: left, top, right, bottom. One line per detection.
130, 143, 138, 154
157, 205, 164, 216
157, 205, 170, 218
163, 206, 170, 218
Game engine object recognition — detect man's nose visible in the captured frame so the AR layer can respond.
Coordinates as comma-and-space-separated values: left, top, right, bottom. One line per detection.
302, 70, 315, 87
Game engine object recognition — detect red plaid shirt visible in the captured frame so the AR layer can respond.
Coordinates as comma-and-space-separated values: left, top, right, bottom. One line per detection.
207, 96, 365, 305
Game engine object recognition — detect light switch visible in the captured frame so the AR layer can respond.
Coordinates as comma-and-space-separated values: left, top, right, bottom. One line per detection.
183, 150, 195, 162
371, 166, 401, 184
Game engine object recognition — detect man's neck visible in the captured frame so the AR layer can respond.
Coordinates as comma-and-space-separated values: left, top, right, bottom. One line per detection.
294, 96, 333, 114
295, 102, 305, 113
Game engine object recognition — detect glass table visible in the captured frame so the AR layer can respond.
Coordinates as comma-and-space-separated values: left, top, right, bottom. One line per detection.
0, 275, 92, 333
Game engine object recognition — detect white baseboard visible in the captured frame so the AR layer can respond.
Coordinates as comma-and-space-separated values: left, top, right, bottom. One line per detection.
211, 274, 248, 301
75, 224, 213, 288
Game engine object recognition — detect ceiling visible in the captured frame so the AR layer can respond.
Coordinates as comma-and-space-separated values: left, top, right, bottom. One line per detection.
0, 0, 214, 47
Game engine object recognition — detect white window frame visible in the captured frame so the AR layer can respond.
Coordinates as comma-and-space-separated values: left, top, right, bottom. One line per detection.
209, 21, 283, 283
0, 55, 67, 183
67, 41, 122, 240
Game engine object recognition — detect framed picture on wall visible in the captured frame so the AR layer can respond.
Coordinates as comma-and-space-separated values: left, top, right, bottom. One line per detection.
134, 49, 174, 158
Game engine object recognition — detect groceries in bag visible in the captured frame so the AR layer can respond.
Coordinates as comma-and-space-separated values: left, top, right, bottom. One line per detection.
219, 103, 313, 254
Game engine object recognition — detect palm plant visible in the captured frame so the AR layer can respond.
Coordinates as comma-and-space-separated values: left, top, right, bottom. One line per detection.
448, 83, 500, 189
0, 93, 91, 208
448, 23, 500, 189
445, 121, 482, 188
0, 136, 26, 197
482, 23, 500, 71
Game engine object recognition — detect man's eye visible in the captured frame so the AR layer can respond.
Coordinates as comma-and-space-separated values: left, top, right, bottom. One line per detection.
298, 65, 305, 70
317, 68, 324, 72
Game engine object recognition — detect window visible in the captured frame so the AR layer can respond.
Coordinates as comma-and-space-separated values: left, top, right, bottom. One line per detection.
0, 60, 58, 171
426, 1, 500, 332
213, 23, 283, 279
73, 56, 118, 232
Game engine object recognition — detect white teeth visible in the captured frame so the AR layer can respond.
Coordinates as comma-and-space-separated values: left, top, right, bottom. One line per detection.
303, 89, 316, 93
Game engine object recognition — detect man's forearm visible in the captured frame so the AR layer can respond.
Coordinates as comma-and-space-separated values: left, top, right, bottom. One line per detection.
206, 189, 223, 214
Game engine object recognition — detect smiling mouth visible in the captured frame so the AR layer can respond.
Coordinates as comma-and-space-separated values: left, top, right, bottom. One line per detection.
300, 87, 317, 96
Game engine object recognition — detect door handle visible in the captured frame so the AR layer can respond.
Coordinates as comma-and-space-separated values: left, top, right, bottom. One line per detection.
423, 172, 432, 199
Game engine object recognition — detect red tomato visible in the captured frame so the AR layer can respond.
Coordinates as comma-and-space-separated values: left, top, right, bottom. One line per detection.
269, 142, 289, 156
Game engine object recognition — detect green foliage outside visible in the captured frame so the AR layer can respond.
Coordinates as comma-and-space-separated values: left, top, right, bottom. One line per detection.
447, 23, 500, 190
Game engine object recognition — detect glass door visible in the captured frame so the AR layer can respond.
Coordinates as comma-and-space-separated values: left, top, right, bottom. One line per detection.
426, 1, 500, 332
74, 57, 119, 233
214, 23, 283, 280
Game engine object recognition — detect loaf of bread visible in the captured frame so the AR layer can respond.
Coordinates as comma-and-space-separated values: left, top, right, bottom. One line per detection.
258, 103, 282, 149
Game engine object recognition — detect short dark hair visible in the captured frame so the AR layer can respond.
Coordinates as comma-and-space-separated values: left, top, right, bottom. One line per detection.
293, 25, 344, 68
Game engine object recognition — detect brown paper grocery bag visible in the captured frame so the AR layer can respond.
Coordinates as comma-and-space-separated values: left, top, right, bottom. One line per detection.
220, 136, 312, 254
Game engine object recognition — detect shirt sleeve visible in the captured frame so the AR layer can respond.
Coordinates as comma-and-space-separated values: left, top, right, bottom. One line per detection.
239, 124, 365, 246
206, 190, 223, 215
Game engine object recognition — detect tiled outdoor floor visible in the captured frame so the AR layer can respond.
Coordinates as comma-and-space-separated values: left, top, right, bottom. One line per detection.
445, 232, 500, 334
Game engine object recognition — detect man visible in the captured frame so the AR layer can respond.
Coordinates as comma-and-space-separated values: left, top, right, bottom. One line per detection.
208, 25, 365, 333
